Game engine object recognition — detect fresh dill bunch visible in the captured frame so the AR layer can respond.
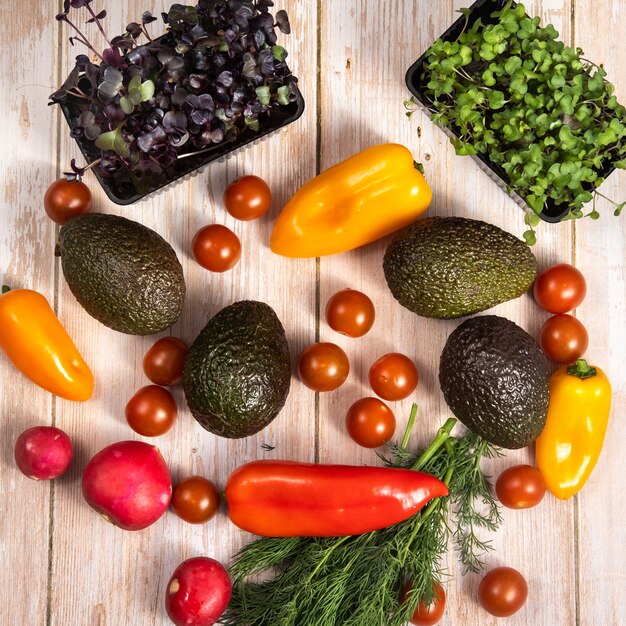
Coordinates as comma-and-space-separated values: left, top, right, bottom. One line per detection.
222, 407, 502, 626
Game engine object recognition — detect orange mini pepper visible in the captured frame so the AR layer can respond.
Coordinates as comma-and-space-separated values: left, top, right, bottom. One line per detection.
270, 143, 432, 257
536, 359, 612, 500
0, 287, 93, 401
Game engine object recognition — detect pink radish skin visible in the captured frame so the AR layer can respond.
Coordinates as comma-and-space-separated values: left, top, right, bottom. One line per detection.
165, 557, 232, 626
82, 440, 171, 531
14, 426, 73, 480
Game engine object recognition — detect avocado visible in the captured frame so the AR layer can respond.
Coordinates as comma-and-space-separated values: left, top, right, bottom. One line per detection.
183, 300, 291, 439
58, 213, 185, 335
439, 315, 549, 449
383, 217, 537, 319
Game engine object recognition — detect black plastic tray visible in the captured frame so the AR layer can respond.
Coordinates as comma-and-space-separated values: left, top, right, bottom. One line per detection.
405, 0, 616, 223
59, 44, 304, 206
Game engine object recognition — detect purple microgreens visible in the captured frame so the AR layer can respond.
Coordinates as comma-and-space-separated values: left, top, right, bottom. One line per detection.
52, 0, 298, 198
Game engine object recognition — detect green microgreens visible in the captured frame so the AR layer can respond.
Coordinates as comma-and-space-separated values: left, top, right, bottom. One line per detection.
418, 0, 625, 228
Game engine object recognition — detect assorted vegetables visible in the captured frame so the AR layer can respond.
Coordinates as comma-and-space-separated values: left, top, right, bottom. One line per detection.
536, 359, 612, 499
222, 415, 502, 625
270, 144, 432, 257
6, 3, 619, 624
0, 287, 93, 401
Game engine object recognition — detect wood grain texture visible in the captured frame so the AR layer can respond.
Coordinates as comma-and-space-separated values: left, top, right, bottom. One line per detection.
0, 1, 62, 625
0, 0, 624, 624
573, 1, 626, 625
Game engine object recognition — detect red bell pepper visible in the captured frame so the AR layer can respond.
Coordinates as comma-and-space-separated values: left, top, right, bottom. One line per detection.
225, 460, 449, 537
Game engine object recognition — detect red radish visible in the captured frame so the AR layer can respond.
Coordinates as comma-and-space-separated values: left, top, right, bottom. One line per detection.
165, 557, 232, 626
14, 426, 73, 480
82, 440, 171, 531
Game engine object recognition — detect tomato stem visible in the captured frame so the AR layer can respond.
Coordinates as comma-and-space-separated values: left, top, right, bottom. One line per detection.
1, 285, 10, 294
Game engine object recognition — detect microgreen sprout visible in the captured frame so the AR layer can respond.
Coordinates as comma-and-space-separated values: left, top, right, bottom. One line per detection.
418, 0, 625, 229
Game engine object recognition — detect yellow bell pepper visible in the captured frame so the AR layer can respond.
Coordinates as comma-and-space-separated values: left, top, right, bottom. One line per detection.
536, 359, 612, 500
0, 286, 94, 401
270, 143, 432, 257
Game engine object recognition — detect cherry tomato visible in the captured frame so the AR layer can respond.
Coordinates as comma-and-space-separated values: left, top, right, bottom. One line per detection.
478, 567, 528, 617
325, 289, 375, 337
224, 175, 272, 221
404, 582, 446, 626
171, 476, 220, 524
125, 385, 177, 437
298, 342, 349, 392
143, 337, 189, 386
539, 314, 588, 364
369, 353, 418, 401
496, 465, 546, 509
192, 224, 241, 272
44, 178, 92, 224
533, 264, 586, 313
345, 397, 396, 448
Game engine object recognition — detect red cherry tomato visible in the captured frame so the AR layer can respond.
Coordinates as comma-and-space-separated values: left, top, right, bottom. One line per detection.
495, 465, 546, 509
44, 178, 92, 224
125, 385, 177, 437
533, 264, 586, 313
404, 582, 447, 626
345, 397, 396, 448
478, 567, 528, 617
171, 476, 220, 524
143, 337, 189, 386
325, 289, 375, 337
539, 314, 588, 364
224, 175, 272, 221
192, 224, 241, 272
368, 353, 418, 401
298, 342, 349, 392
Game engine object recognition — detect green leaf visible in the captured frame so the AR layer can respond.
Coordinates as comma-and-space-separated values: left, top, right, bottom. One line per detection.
558, 125, 579, 150
588, 209, 600, 220
524, 212, 541, 227
482, 69, 496, 86
255, 86, 271, 106
95, 125, 129, 159
277, 85, 290, 106
504, 55, 522, 75
523, 229, 537, 245
139, 80, 155, 102
128, 75, 142, 92
458, 45, 473, 65
272, 45, 287, 62
487, 90, 506, 109
119, 96, 134, 115
614, 201, 626, 216
549, 74, 566, 89
129, 89, 142, 106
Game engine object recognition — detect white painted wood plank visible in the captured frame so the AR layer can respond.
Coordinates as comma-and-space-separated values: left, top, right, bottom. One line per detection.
49, 1, 318, 624
0, 2, 64, 624
573, 1, 626, 624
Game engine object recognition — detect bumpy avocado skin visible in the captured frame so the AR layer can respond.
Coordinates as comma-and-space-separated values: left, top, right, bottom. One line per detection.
58, 213, 185, 335
183, 300, 291, 439
439, 315, 549, 449
383, 217, 537, 319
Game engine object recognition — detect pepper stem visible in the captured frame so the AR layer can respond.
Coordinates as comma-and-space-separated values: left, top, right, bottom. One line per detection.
413, 160, 425, 174
411, 417, 457, 472
567, 358, 598, 379
1, 285, 10, 294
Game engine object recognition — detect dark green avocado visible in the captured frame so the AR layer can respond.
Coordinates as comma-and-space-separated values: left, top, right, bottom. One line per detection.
183, 300, 291, 439
383, 216, 537, 319
439, 315, 549, 449
58, 213, 185, 335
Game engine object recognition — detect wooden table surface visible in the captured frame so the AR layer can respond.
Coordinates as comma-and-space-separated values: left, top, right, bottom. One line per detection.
1, 1, 625, 625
